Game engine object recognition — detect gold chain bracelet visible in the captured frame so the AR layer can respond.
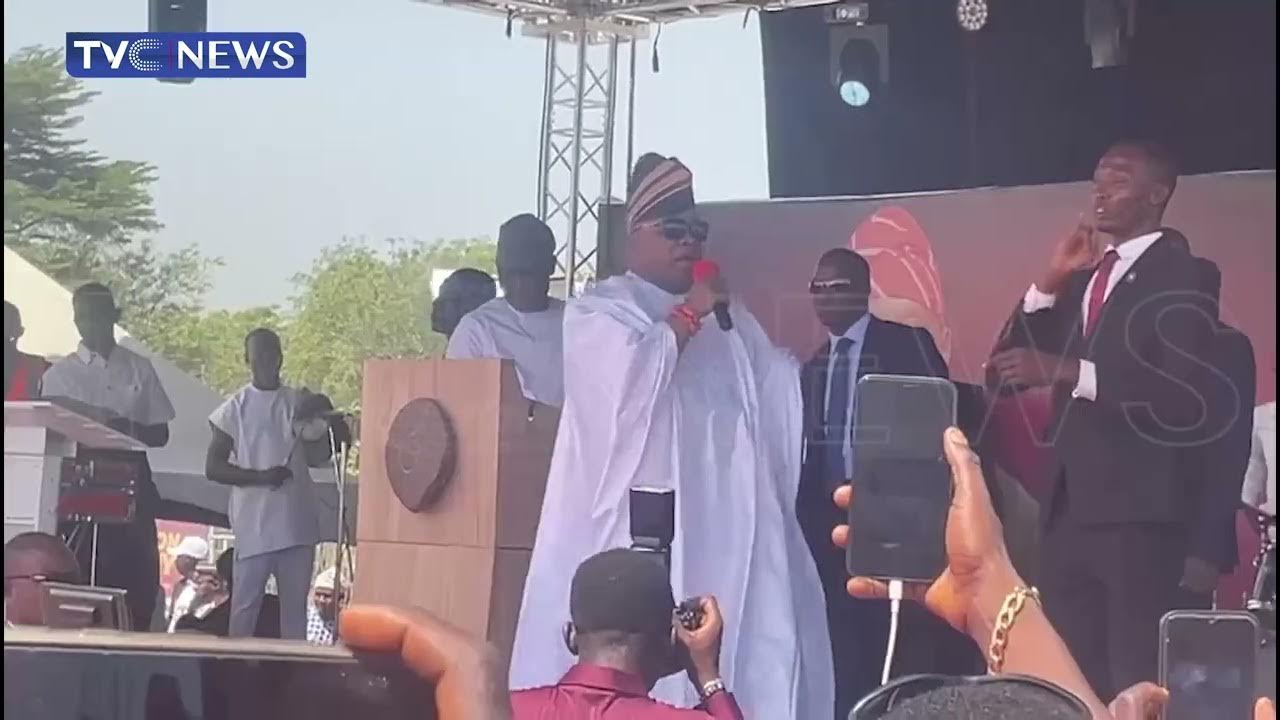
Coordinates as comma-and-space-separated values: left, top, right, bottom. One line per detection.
987, 585, 1040, 674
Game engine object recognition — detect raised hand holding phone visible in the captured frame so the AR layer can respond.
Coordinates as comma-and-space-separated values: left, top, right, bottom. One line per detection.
835, 427, 1008, 633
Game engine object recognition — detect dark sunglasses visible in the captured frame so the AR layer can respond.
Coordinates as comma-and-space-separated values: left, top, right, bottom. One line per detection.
809, 278, 855, 294
649, 218, 710, 244
849, 673, 1091, 719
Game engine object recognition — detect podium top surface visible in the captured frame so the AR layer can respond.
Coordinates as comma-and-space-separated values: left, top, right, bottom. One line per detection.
4, 401, 147, 452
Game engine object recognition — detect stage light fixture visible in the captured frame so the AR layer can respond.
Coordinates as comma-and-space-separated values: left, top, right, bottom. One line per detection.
834, 35, 883, 108
956, 0, 988, 32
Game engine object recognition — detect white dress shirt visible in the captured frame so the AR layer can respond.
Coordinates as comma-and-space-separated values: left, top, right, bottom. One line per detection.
1243, 401, 1276, 520
209, 384, 320, 559
1022, 231, 1164, 401
41, 343, 176, 426
823, 314, 871, 479
166, 580, 198, 632
446, 297, 566, 407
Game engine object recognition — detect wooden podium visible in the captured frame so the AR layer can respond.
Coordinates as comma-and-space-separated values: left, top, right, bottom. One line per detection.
353, 359, 559, 663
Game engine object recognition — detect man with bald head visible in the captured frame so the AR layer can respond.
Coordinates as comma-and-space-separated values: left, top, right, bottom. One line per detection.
447, 214, 564, 407
799, 247, 948, 716
430, 268, 497, 339
5, 532, 82, 625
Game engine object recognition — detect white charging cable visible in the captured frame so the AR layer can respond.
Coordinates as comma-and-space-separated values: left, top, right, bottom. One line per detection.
882, 579, 905, 686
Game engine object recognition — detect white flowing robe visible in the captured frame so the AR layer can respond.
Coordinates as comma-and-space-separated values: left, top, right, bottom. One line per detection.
509, 272, 834, 717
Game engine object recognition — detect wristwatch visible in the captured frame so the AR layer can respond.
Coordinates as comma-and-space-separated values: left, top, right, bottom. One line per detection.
700, 678, 727, 700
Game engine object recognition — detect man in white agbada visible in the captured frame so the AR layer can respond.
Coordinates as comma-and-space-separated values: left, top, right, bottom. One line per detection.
446, 214, 565, 408
510, 154, 834, 717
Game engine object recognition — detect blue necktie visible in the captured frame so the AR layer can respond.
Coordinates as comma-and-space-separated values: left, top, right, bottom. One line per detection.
825, 337, 854, 489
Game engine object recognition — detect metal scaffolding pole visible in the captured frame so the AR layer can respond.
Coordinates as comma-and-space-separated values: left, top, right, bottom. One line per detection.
417, 0, 834, 296
535, 29, 621, 297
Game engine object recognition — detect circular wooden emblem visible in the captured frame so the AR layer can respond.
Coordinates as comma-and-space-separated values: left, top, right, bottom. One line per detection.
384, 398, 456, 512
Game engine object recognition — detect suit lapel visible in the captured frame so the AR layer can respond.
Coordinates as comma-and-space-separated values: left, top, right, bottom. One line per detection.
803, 341, 832, 442
856, 316, 880, 382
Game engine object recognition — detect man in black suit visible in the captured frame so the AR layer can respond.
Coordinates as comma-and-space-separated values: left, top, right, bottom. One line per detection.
797, 248, 948, 717
991, 141, 1217, 700
1180, 259, 1256, 597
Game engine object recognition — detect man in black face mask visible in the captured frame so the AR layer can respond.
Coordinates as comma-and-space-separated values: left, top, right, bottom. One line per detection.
446, 214, 564, 407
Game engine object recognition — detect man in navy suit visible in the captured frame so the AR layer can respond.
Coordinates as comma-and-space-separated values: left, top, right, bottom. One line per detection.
797, 248, 949, 717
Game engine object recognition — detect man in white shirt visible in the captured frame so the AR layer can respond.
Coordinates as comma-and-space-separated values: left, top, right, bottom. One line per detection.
165, 535, 210, 631
1244, 400, 1277, 529
42, 282, 176, 632
989, 141, 1216, 700
306, 566, 342, 645
205, 328, 330, 640
446, 214, 565, 407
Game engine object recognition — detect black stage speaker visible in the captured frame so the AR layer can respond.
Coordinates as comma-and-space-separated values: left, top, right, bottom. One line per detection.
760, 0, 1276, 199
149, 0, 207, 34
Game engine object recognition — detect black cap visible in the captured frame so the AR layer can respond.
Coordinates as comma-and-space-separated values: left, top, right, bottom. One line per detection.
569, 549, 675, 635
496, 214, 556, 275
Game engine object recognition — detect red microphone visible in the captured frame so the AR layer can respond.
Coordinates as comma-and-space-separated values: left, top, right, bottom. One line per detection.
692, 259, 733, 331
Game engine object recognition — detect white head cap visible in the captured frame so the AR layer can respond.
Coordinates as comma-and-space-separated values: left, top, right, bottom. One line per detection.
168, 536, 209, 560
313, 566, 337, 591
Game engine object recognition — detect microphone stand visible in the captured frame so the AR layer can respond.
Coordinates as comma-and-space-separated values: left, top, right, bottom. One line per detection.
326, 421, 356, 641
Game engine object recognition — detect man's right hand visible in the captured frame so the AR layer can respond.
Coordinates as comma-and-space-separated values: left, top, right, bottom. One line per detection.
683, 274, 728, 319
260, 466, 291, 488
1039, 221, 1098, 294
675, 595, 724, 689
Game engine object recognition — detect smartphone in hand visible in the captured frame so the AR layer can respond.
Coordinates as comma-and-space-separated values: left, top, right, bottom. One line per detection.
845, 374, 956, 583
1159, 610, 1259, 720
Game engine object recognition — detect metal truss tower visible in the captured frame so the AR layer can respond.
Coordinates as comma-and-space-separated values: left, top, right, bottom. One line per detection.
413, 0, 837, 296
535, 28, 631, 296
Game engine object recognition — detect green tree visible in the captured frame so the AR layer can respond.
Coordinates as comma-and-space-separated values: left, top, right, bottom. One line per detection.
284, 237, 495, 409
147, 306, 287, 395
4, 46, 218, 358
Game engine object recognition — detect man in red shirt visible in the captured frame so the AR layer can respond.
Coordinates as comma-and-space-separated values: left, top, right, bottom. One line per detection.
511, 549, 743, 719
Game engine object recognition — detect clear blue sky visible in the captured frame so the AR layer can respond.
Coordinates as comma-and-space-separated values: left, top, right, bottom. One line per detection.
3, 0, 768, 308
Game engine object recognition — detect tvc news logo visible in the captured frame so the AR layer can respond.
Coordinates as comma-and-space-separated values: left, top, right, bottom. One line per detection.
66, 32, 306, 79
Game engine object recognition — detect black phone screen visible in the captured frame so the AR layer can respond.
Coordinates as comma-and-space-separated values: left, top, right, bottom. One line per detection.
846, 374, 956, 582
3, 645, 435, 720
1161, 612, 1258, 720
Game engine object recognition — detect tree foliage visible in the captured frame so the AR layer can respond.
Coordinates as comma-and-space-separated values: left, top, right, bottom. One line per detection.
285, 237, 496, 409
4, 45, 500, 415
4, 45, 219, 357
